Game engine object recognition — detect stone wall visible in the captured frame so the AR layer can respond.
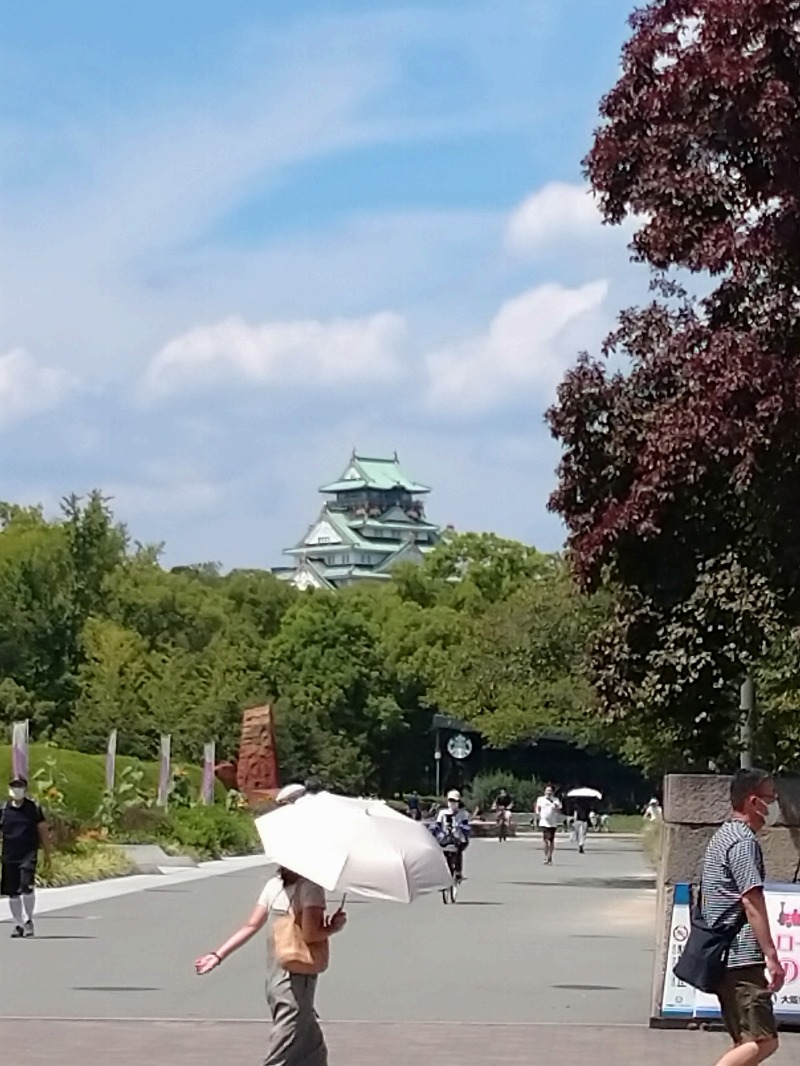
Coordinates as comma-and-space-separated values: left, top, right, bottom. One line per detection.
650, 773, 800, 1022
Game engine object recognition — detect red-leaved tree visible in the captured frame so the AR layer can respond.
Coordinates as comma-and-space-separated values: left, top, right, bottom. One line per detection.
547, 0, 800, 771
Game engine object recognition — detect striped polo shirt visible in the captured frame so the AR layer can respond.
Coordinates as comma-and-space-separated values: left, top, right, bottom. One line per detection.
700, 819, 766, 969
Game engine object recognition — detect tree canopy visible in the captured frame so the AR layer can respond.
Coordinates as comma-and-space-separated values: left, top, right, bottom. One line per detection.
547, 0, 800, 771
0, 508, 614, 790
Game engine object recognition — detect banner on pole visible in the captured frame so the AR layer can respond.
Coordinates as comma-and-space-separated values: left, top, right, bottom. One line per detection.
202, 741, 216, 805
105, 729, 118, 793
11, 721, 29, 781
157, 734, 172, 807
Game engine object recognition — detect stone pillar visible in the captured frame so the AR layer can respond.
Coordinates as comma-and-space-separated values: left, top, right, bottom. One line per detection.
236, 704, 280, 799
650, 773, 800, 1023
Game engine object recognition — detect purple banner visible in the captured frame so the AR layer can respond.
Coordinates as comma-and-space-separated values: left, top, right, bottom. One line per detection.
157, 734, 171, 807
202, 741, 216, 805
11, 721, 29, 781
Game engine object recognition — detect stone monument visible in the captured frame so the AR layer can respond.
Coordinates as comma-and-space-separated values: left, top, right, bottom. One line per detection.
215, 703, 280, 801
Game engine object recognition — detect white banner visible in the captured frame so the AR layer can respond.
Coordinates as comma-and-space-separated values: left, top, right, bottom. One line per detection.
157, 734, 172, 807
11, 720, 29, 781
202, 741, 216, 805
105, 729, 118, 793
661, 882, 800, 1021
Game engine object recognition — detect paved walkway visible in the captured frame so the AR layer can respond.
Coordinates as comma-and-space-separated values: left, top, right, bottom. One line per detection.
3, 1019, 798, 1065
0, 837, 657, 1022
1, 837, 797, 1063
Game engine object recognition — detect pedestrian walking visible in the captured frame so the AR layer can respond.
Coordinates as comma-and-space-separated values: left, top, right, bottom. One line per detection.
196, 866, 347, 1065
534, 785, 562, 865
687, 769, 785, 1066
644, 797, 663, 822
1, 776, 52, 938
572, 798, 591, 854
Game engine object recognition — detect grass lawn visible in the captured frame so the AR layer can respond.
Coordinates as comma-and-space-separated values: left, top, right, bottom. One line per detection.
607, 813, 646, 833
0, 743, 223, 820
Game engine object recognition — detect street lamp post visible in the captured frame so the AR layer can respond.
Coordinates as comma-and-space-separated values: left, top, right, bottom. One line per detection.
434, 729, 442, 796
740, 676, 755, 770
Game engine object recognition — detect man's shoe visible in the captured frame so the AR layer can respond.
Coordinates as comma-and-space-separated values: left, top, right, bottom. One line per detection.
23, 921, 34, 938
10, 925, 25, 938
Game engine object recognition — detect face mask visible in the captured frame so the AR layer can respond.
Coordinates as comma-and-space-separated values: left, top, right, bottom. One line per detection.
448, 801, 458, 811
9, 787, 25, 802
762, 800, 781, 827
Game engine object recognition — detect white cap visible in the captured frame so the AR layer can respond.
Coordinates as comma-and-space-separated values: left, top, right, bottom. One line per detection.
276, 783, 307, 805
446, 789, 461, 802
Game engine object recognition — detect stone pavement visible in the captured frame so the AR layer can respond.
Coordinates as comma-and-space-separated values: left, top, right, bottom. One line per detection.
2, 1019, 798, 1065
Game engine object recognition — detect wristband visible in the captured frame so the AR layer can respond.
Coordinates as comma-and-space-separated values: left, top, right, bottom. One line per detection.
211, 952, 222, 965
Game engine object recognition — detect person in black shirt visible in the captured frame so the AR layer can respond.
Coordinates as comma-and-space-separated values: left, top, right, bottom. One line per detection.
493, 789, 514, 839
1, 776, 51, 938
572, 798, 592, 854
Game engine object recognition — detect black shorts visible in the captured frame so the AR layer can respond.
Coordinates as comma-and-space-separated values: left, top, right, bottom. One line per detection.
541, 827, 557, 843
1, 855, 37, 897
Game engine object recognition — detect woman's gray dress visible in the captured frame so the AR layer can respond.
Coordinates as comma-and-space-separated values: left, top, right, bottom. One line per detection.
263, 898, 328, 1066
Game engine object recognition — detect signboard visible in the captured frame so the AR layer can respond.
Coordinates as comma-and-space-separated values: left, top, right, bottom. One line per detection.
447, 734, 473, 760
661, 882, 800, 1023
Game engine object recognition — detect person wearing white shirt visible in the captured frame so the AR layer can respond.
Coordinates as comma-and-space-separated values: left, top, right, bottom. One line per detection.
434, 790, 471, 880
535, 785, 562, 865
195, 867, 346, 1065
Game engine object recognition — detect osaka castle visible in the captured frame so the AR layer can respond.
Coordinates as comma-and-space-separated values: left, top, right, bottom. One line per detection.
277, 451, 442, 590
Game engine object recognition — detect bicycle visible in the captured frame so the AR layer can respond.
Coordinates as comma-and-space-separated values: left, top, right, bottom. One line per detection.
495, 808, 512, 842
441, 844, 461, 904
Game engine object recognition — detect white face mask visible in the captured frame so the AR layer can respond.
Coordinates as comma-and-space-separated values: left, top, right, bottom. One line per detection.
763, 800, 781, 827
9, 787, 25, 802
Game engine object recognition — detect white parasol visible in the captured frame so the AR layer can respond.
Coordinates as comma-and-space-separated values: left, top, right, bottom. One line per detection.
566, 787, 603, 800
255, 792, 451, 903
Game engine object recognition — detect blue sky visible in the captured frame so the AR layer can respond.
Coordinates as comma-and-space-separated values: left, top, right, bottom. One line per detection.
1, 0, 645, 568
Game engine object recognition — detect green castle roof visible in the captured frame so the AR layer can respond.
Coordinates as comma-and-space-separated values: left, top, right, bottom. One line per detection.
320, 452, 430, 494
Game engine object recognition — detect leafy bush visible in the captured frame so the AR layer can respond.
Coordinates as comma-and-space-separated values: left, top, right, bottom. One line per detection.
46, 812, 83, 849
31, 755, 69, 813
465, 771, 543, 815
156, 805, 260, 861
37, 841, 134, 887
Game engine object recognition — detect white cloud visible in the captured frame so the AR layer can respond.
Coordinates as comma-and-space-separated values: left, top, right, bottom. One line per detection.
424, 280, 609, 414
144, 311, 406, 397
0, 348, 78, 428
505, 182, 605, 253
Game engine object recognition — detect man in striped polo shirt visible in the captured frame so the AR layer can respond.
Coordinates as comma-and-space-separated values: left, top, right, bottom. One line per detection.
701, 768, 785, 1066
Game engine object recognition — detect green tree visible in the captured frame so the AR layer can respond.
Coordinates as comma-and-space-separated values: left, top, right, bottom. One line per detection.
265, 592, 405, 792
433, 562, 611, 749
399, 531, 551, 611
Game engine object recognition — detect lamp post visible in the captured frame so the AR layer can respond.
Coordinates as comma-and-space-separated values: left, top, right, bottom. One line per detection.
740, 676, 755, 770
434, 729, 442, 796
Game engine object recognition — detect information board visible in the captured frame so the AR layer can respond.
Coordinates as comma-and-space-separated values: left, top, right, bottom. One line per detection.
660, 882, 800, 1023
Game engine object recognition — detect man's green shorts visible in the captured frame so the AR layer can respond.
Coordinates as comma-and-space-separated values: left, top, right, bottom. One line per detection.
717, 965, 778, 1045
